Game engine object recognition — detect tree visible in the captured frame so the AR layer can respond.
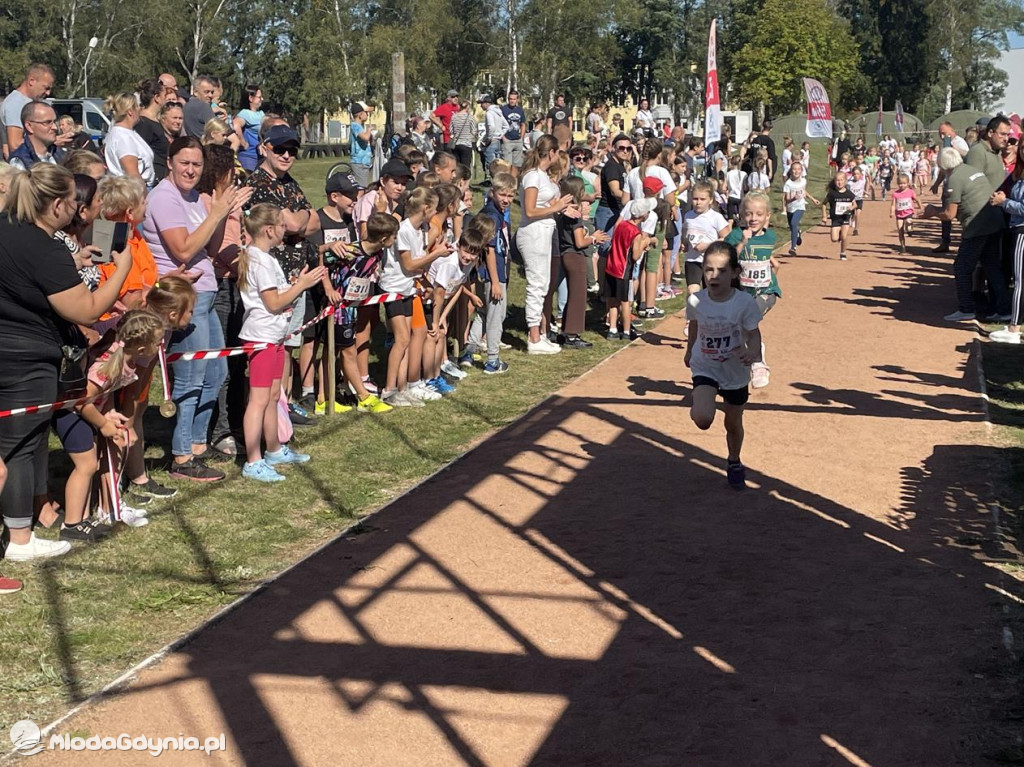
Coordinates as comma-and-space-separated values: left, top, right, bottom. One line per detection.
732, 0, 860, 116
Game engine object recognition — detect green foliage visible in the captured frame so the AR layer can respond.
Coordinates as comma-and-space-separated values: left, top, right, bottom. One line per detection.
732, 0, 860, 113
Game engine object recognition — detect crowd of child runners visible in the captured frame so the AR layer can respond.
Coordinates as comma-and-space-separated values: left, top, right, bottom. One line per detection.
0, 61, 1022, 593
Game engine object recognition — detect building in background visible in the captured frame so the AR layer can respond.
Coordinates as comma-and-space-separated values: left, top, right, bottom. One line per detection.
995, 32, 1024, 114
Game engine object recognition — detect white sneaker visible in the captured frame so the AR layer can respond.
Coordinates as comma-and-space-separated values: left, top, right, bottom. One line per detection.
407, 381, 442, 401
119, 504, 149, 528
943, 310, 976, 322
4, 533, 71, 562
382, 389, 420, 407
989, 327, 1022, 344
528, 338, 560, 355
441, 360, 467, 379
751, 363, 771, 389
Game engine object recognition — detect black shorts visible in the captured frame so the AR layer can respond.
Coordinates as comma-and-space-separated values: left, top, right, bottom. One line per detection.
665, 218, 679, 243
423, 302, 435, 331
302, 287, 324, 341
685, 261, 705, 288
830, 217, 852, 229
52, 409, 95, 454
855, 200, 864, 210
605, 273, 630, 302
384, 295, 414, 319
335, 322, 356, 349
692, 375, 749, 406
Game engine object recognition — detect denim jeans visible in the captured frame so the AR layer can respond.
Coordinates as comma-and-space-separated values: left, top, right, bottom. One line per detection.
594, 204, 617, 257
787, 209, 804, 250
483, 142, 501, 175
168, 290, 228, 456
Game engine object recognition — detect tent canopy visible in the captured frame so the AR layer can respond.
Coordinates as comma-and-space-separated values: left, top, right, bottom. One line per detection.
764, 113, 843, 142
926, 110, 991, 138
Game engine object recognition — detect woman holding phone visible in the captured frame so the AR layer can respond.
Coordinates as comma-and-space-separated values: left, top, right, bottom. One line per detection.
143, 136, 249, 482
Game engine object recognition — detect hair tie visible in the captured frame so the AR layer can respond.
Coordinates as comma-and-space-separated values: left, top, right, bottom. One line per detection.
110, 340, 124, 351
153, 281, 161, 289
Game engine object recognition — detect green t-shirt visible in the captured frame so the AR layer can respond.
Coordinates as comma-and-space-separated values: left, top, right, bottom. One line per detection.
946, 164, 1003, 239
965, 141, 1006, 188
725, 227, 780, 297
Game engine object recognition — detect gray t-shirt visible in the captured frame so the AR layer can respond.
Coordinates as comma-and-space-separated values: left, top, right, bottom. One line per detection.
183, 97, 214, 139
947, 164, 1003, 239
1, 90, 32, 133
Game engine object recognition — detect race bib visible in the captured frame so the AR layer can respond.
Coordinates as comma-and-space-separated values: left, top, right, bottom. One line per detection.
324, 229, 351, 245
739, 260, 771, 289
700, 322, 740, 361
687, 231, 711, 247
895, 197, 912, 212
343, 276, 372, 303
834, 200, 853, 215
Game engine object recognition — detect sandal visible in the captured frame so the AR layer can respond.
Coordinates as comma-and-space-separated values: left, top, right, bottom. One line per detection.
37, 503, 65, 530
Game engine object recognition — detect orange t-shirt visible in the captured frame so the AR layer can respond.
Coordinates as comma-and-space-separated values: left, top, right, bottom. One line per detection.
98, 229, 158, 296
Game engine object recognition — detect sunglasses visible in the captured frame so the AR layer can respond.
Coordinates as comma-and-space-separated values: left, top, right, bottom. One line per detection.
571, 156, 586, 162
271, 145, 299, 157
615, 145, 631, 151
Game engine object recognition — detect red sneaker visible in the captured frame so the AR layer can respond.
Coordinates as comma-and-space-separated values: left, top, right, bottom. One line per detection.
0, 575, 23, 595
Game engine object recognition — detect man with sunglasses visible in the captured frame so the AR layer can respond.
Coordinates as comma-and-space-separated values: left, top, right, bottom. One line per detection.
8, 101, 65, 170
596, 134, 633, 254
245, 124, 324, 424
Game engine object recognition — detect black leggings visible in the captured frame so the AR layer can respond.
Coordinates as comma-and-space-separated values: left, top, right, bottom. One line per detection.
1010, 228, 1024, 327
0, 358, 57, 530
452, 145, 474, 170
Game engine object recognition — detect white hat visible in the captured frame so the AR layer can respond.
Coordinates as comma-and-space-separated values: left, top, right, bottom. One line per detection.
631, 197, 657, 218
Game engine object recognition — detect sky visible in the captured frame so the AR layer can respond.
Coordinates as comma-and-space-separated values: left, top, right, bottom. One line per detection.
1010, 31, 1024, 48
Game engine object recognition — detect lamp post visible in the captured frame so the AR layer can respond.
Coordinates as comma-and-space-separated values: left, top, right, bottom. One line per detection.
83, 36, 98, 98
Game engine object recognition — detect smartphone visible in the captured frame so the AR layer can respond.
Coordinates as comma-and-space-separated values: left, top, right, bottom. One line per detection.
91, 220, 130, 263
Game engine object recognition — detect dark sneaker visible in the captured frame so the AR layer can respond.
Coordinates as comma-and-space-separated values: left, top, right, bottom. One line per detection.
169, 457, 225, 482
727, 461, 747, 490
60, 520, 110, 542
298, 394, 317, 412
621, 327, 639, 341
123, 490, 152, 507
129, 478, 178, 499
288, 403, 314, 426
932, 244, 950, 253
483, 359, 509, 374
606, 330, 622, 341
560, 335, 593, 350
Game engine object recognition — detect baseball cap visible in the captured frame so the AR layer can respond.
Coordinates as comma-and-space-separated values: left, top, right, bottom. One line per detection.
631, 198, 657, 218
477, 94, 493, 104
380, 158, 414, 180
446, 89, 459, 98
642, 177, 665, 195
975, 115, 993, 129
1010, 123, 1022, 143
264, 125, 300, 147
350, 101, 370, 116
326, 173, 364, 198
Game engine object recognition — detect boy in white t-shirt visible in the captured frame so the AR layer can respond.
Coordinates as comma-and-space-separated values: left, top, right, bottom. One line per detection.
681, 180, 731, 294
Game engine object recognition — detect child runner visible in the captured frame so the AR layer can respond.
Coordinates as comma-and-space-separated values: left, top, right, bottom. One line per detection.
822, 172, 856, 260
889, 173, 922, 253
684, 241, 763, 490
848, 166, 867, 236
876, 151, 894, 200
725, 155, 746, 224
323, 211, 398, 413
682, 180, 731, 294
782, 160, 820, 256
725, 191, 779, 389
237, 203, 327, 482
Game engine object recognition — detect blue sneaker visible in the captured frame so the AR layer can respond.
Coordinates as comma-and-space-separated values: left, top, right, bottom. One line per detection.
242, 460, 286, 483
428, 376, 456, 395
265, 446, 311, 465
483, 359, 509, 375
458, 350, 475, 368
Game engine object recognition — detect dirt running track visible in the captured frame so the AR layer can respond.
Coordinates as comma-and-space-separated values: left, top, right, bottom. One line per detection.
33, 198, 1022, 766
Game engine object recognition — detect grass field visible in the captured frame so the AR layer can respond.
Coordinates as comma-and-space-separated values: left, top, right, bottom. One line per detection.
0, 148, 830, 729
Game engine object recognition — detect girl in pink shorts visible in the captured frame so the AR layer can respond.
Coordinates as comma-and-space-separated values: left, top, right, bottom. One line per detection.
889, 173, 922, 253
237, 204, 326, 482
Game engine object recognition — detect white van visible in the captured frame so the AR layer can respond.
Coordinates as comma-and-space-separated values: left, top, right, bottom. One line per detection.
48, 98, 111, 145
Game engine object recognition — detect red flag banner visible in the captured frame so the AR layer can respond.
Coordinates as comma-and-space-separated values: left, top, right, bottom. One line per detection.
704, 19, 721, 144
803, 77, 832, 138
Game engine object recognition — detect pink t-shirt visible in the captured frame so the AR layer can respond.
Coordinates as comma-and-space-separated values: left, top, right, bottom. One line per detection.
142, 178, 216, 292
892, 188, 916, 219
88, 352, 139, 412
201, 193, 242, 279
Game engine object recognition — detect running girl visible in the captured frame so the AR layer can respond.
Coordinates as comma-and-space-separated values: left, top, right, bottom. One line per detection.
889, 173, 922, 253
237, 203, 327, 482
684, 241, 763, 490
848, 166, 867, 236
822, 172, 856, 261
783, 161, 820, 256
682, 180, 731, 294
725, 191, 778, 389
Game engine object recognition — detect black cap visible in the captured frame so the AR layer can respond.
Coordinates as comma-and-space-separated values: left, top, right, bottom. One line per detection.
325, 173, 364, 198
264, 125, 300, 147
477, 94, 493, 104
380, 158, 413, 180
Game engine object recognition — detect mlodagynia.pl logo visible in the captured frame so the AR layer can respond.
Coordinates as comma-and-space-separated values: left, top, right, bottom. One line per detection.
10, 719, 227, 757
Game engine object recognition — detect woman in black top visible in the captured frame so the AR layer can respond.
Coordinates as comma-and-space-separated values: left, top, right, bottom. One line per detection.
0, 164, 132, 562
135, 77, 173, 181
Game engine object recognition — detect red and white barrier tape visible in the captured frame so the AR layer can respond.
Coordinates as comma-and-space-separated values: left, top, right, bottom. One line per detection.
0, 291, 414, 418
